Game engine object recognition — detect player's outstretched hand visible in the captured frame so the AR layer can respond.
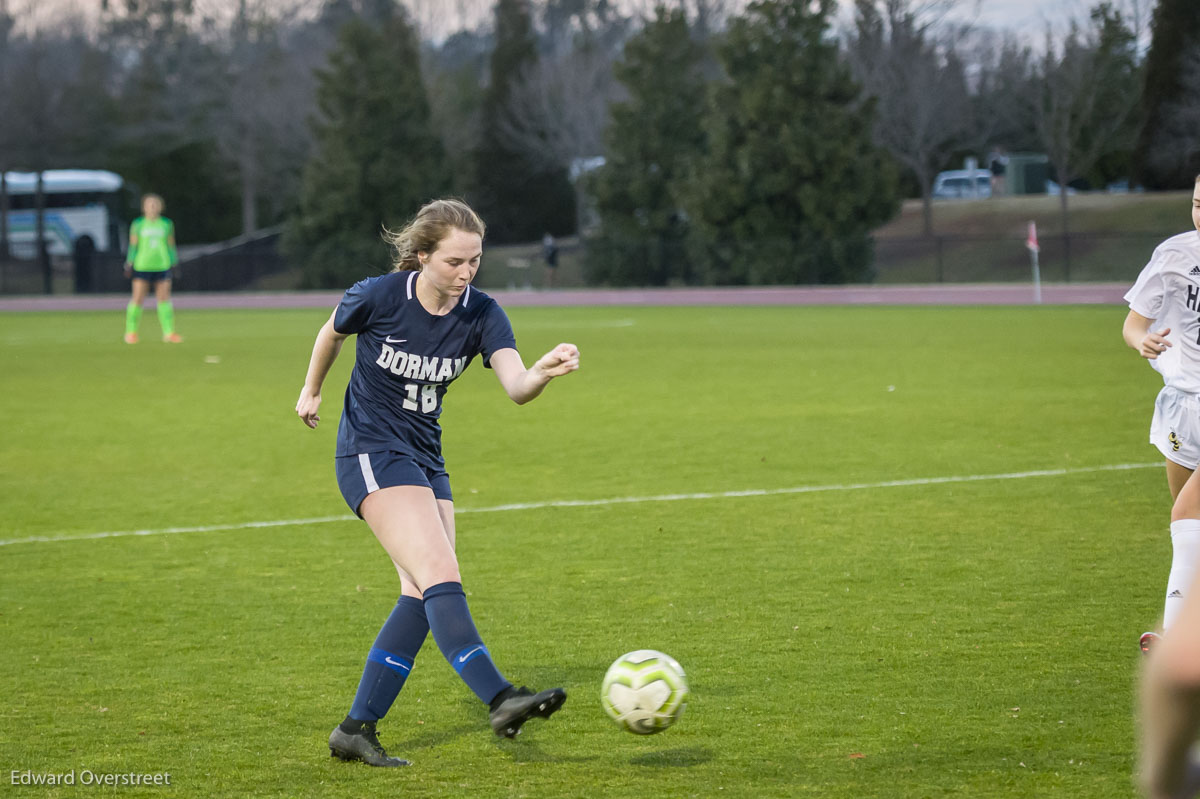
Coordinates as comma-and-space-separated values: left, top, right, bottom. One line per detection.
296, 387, 322, 429
534, 343, 580, 379
1141, 328, 1172, 360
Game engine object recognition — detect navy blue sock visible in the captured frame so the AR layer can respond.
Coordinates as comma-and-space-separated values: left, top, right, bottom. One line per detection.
347, 595, 429, 722
423, 581, 511, 704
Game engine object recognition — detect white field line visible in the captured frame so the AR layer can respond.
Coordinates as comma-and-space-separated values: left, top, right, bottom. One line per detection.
0, 462, 1161, 548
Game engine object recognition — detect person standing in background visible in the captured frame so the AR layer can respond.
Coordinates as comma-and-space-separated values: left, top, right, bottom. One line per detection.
124, 193, 181, 344
988, 148, 1008, 197
542, 232, 559, 289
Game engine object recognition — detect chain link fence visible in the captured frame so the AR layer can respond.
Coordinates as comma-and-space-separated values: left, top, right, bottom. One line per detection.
0, 230, 291, 295
873, 231, 1167, 284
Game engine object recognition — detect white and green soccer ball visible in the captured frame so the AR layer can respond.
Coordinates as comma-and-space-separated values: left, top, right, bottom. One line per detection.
600, 649, 688, 735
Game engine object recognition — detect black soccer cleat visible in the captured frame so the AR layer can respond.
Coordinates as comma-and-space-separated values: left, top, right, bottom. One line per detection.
328, 721, 411, 767
488, 685, 567, 738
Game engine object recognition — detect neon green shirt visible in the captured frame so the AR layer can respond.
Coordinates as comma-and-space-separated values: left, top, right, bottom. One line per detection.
128, 216, 177, 272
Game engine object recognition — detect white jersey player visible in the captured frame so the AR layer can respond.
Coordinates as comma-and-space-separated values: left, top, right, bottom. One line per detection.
1123, 175, 1200, 655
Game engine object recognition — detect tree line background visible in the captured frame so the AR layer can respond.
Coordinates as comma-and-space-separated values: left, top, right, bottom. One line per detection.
1, 0, 1199, 287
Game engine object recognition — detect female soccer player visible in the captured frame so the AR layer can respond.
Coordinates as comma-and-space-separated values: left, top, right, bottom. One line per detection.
295, 198, 579, 767
1123, 174, 1200, 655
124, 193, 181, 344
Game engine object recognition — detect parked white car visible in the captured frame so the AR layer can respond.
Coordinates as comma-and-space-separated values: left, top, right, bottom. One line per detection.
932, 169, 992, 199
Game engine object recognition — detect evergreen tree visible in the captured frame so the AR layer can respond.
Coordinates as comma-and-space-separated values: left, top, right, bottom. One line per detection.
469, 0, 575, 244
680, 0, 897, 285
424, 29, 490, 192
1076, 3, 1142, 190
284, 7, 450, 288
584, 6, 708, 286
102, 0, 241, 242
1134, 0, 1200, 189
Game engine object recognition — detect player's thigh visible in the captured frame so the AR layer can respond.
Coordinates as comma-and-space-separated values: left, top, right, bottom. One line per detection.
154, 278, 172, 301
437, 499, 456, 551
1172, 466, 1200, 520
1167, 459, 1193, 503
130, 278, 149, 303
360, 485, 460, 589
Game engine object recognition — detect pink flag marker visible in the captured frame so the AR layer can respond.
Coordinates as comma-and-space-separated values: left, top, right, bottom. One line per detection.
1026, 220, 1042, 303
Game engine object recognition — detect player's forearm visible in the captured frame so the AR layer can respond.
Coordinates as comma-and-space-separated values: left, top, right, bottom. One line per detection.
1124, 313, 1153, 351
505, 368, 551, 405
303, 321, 345, 393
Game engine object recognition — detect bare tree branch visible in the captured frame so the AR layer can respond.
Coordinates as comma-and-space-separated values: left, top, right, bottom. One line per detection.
1029, 4, 1140, 271
846, 0, 974, 235
495, 29, 622, 171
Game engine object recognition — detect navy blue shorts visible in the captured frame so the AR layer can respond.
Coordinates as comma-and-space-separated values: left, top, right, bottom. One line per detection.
131, 268, 173, 283
336, 451, 453, 517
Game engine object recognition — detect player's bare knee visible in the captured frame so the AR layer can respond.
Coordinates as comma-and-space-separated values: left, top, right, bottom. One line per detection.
1170, 500, 1200, 523
412, 556, 461, 590
417, 570, 461, 591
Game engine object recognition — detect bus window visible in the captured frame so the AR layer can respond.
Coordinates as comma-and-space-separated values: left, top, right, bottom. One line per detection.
2, 170, 127, 257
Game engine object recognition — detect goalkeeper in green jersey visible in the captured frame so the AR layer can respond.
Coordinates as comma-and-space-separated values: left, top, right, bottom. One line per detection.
124, 193, 182, 344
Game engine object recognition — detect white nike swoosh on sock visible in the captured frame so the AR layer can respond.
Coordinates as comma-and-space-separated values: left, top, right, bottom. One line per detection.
457, 646, 483, 664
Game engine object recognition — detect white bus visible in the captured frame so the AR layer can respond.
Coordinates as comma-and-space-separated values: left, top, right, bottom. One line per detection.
2, 169, 128, 259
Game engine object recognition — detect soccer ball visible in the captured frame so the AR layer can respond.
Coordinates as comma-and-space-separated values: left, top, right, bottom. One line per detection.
600, 649, 688, 735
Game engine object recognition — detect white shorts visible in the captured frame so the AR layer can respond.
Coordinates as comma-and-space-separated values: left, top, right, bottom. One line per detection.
1151, 386, 1200, 469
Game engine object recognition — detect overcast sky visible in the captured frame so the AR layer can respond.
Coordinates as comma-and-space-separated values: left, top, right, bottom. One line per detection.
14, 0, 1145, 42
937, 0, 1132, 36
839, 0, 1153, 41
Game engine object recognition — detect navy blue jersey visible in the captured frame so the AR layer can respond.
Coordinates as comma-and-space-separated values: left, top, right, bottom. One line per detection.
333, 271, 516, 467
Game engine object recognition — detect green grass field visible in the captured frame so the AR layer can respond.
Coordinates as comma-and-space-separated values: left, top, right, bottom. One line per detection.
0, 302, 1173, 797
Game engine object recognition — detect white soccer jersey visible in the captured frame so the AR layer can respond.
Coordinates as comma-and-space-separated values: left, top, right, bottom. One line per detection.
1126, 230, 1200, 393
